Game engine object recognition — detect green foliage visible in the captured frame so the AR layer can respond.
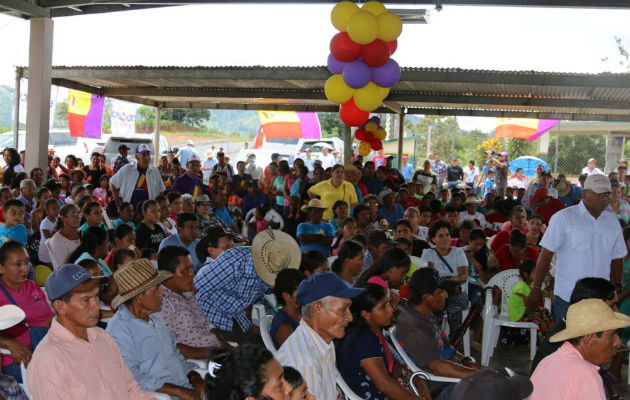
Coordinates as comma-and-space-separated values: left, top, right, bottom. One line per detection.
52, 100, 68, 128
206, 110, 258, 137
135, 106, 211, 132
547, 134, 607, 175
503, 138, 535, 160
102, 98, 112, 134
317, 112, 344, 138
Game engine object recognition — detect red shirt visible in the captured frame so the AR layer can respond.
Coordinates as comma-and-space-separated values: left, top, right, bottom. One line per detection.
536, 198, 565, 225
490, 227, 527, 253
494, 244, 539, 271
485, 211, 507, 236
405, 196, 422, 208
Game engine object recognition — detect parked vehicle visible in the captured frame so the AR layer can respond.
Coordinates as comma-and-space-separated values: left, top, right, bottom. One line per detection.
102, 134, 172, 167
295, 138, 344, 162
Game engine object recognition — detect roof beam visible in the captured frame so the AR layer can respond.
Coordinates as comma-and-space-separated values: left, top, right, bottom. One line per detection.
101, 86, 326, 99
0, 0, 49, 17
405, 107, 630, 122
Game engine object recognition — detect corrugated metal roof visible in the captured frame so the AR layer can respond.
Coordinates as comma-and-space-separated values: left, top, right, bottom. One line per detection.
20, 65, 630, 121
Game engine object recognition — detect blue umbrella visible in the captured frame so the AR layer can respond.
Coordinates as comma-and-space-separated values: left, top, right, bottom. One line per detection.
509, 156, 549, 177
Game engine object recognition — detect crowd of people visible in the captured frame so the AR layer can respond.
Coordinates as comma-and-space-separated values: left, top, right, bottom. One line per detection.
0, 141, 625, 400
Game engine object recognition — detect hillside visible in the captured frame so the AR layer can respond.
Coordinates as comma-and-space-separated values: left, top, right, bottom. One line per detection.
206, 110, 259, 136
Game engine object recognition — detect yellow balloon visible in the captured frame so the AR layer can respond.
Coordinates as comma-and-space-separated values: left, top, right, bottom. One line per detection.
324, 74, 354, 104
331, 1, 360, 31
347, 11, 379, 45
374, 128, 387, 140
353, 82, 382, 112
380, 86, 390, 100
361, 1, 387, 16
377, 12, 403, 41
364, 121, 378, 133
358, 141, 371, 156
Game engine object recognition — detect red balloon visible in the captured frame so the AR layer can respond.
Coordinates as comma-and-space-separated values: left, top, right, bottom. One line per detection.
370, 138, 383, 151
330, 32, 362, 63
339, 99, 369, 127
361, 39, 390, 67
386, 40, 397, 55
355, 129, 366, 141
364, 130, 375, 141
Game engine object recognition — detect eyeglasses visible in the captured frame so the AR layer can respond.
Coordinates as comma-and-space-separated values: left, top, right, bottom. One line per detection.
67, 213, 81, 218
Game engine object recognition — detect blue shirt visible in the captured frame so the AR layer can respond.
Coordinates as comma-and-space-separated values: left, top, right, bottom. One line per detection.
402, 164, 415, 181
290, 178, 303, 197
270, 309, 299, 349
361, 176, 383, 195
158, 233, 201, 272
176, 146, 196, 166
0, 224, 27, 246
242, 193, 269, 218
296, 222, 335, 257
377, 204, 405, 228
78, 222, 108, 232
212, 205, 233, 229
112, 219, 137, 230
194, 246, 269, 332
106, 304, 195, 392
483, 177, 495, 197
74, 252, 113, 277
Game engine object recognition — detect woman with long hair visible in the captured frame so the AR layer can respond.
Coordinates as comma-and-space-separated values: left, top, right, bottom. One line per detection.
331, 217, 357, 256
331, 240, 365, 284
205, 344, 292, 400
356, 247, 410, 292
336, 284, 429, 400
2, 148, 24, 188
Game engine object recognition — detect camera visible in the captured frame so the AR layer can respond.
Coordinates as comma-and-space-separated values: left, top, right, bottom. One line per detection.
485, 150, 497, 157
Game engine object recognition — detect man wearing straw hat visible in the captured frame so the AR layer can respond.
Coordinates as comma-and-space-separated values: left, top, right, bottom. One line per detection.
529, 298, 630, 400
27, 264, 155, 399
106, 259, 207, 400
194, 229, 301, 344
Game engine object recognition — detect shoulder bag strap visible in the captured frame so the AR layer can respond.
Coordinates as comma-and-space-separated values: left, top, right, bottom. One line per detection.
433, 248, 454, 273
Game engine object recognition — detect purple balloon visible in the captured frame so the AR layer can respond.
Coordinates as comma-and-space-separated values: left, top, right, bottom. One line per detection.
371, 59, 401, 88
327, 54, 347, 75
369, 116, 381, 125
342, 60, 371, 89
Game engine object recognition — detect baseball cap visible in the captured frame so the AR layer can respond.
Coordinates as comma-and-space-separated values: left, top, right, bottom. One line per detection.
135, 144, 152, 154
588, 158, 596, 163
296, 272, 365, 305
409, 268, 444, 298
45, 264, 102, 301
368, 230, 397, 247
186, 140, 194, 146
584, 174, 612, 194
531, 188, 549, 204
118, 144, 130, 152
187, 153, 201, 164
450, 369, 533, 400
451, 157, 457, 161
500, 152, 509, 158
540, 171, 552, 178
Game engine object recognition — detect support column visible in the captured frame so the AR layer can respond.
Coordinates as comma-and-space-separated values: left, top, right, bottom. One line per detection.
343, 124, 352, 165
397, 111, 405, 170
154, 105, 161, 166
11, 68, 22, 147
25, 18, 53, 172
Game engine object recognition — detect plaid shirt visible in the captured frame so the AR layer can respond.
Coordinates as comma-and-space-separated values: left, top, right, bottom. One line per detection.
193, 246, 269, 332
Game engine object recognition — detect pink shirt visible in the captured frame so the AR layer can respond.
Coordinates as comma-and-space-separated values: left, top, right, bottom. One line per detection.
367, 276, 390, 294
0, 280, 53, 367
26, 319, 156, 400
530, 341, 605, 400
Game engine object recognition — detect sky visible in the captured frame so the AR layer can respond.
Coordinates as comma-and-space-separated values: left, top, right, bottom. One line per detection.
0, 3, 628, 132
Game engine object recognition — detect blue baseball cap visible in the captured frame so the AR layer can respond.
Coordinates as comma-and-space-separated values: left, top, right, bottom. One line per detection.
296, 272, 365, 305
45, 264, 102, 301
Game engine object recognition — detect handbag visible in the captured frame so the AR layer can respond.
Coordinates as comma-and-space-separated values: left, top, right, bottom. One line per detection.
0, 283, 49, 350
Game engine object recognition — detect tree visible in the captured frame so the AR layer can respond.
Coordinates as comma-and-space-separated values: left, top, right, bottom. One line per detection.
547, 134, 607, 175
53, 100, 68, 128
317, 112, 344, 138
503, 138, 535, 160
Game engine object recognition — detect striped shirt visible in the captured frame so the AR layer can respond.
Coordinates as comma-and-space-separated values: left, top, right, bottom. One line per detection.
277, 319, 339, 400
193, 246, 269, 332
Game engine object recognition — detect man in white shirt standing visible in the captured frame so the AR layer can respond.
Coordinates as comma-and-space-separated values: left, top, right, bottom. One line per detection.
277, 272, 365, 400
582, 158, 604, 175
463, 160, 479, 194
110, 144, 166, 207
320, 147, 336, 170
527, 174, 626, 321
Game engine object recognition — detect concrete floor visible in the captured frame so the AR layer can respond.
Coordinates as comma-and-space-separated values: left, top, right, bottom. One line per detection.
473, 341, 630, 398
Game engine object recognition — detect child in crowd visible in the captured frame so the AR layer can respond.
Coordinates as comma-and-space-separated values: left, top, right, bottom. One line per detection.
283, 366, 315, 400
105, 223, 138, 269
78, 201, 106, 231
0, 200, 27, 246
135, 200, 166, 252
289, 165, 308, 203
112, 202, 136, 229
29, 188, 51, 236
39, 198, 59, 240
92, 175, 111, 206
331, 217, 357, 256
508, 259, 553, 343
483, 170, 495, 198
329, 200, 349, 233
299, 250, 329, 278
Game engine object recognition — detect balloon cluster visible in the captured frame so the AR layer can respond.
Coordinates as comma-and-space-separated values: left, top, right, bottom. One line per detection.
355, 116, 386, 156
324, 1, 403, 127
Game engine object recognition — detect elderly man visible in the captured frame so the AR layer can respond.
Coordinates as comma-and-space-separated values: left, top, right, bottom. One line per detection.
277, 272, 364, 399
527, 174, 627, 321
158, 246, 227, 360
176, 140, 196, 166
397, 268, 480, 400
158, 212, 201, 271
110, 144, 166, 207
320, 146, 336, 170
377, 188, 404, 228
194, 229, 300, 344
16, 179, 36, 212
458, 196, 486, 229
27, 264, 154, 400
171, 153, 205, 199
582, 158, 604, 176
523, 171, 558, 211
106, 259, 206, 400
530, 299, 630, 400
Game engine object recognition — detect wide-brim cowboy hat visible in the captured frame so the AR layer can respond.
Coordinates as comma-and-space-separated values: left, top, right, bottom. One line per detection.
111, 258, 173, 309
251, 229, 301, 286
377, 188, 396, 205
550, 298, 630, 342
300, 198, 328, 213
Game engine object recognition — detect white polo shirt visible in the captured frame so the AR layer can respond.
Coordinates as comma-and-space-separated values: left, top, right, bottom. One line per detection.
110, 163, 166, 203
540, 200, 627, 301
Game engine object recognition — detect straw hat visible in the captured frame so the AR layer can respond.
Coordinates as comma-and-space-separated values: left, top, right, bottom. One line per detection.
377, 188, 396, 205
204, 150, 214, 159
111, 258, 173, 309
70, 168, 87, 180
300, 198, 328, 213
550, 298, 630, 342
464, 196, 479, 205
555, 176, 571, 197
251, 229, 301, 285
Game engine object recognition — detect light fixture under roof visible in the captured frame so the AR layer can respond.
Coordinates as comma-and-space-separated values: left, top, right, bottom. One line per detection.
390, 8, 431, 24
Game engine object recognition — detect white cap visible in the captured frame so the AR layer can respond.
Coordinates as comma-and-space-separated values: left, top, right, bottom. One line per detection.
584, 174, 611, 194
188, 153, 201, 164
135, 144, 152, 154
186, 140, 194, 146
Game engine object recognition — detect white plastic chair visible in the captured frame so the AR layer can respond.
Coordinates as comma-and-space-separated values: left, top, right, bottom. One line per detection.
263, 294, 279, 313
388, 326, 460, 383
440, 309, 471, 357
336, 374, 364, 400
480, 269, 538, 367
